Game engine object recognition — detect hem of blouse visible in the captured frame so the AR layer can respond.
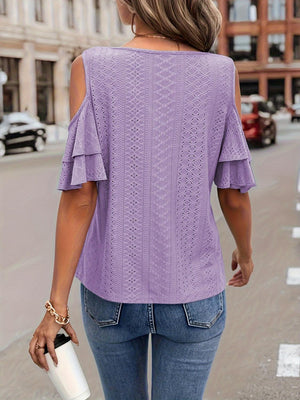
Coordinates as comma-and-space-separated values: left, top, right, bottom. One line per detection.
61, 152, 104, 162
74, 274, 227, 304
217, 155, 252, 163
215, 182, 256, 192
57, 184, 82, 191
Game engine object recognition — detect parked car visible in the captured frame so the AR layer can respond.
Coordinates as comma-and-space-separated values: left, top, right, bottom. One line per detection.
0, 112, 47, 157
241, 95, 277, 147
287, 103, 300, 123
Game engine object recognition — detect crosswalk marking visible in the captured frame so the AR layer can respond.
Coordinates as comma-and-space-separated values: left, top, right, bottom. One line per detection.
286, 268, 300, 285
292, 227, 300, 238
297, 203, 300, 212
277, 344, 300, 377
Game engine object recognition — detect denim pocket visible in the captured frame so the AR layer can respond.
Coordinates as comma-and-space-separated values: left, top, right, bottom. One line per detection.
82, 284, 123, 327
182, 291, 224, 328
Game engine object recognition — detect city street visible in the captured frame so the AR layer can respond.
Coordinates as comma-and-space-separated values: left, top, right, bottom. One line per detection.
1, 119, 300, 400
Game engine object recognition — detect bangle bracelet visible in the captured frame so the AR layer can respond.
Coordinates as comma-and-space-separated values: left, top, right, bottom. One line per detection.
45, 300, 70, 325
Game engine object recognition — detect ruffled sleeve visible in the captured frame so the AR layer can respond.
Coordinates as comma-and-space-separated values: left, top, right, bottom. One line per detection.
57, 51, 108, 191
214, 96, 256, 194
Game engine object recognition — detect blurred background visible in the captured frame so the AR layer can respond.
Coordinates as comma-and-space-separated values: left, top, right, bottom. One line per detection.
0, 1, 300, 399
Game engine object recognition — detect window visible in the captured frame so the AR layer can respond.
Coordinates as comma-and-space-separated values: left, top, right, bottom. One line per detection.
35, 0, 44, 22
292, 78, 300, 103
294, 35, 300, 59
268, 34, 285, 61
0, 0, 6, 15
95, 0, 101, 33
268, 79, 285, 109
268, 0, 285, 20
229, 35, 257, 61
295, 0, 300, 17
210, 37, 218, 53
35, 60, 55, 123
0, 57, 20, 113
240, 80, 259, 96
117, 8, 124, 33
228, 0, 258, 22
67, 0, 74, 29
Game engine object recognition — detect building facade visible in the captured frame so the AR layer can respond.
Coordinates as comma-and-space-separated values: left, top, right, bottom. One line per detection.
1, 0, 299, 123
0, 0, 131, 124
216, 0, 300, 108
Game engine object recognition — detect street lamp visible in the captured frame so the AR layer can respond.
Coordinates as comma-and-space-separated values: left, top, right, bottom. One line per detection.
0, 68, 8, 122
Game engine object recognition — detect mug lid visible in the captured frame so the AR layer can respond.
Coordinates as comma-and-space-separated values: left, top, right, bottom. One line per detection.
44, 333, 71, 354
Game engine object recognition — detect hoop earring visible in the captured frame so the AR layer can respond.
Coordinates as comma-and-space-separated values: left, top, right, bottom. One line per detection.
131, 13, 136, 35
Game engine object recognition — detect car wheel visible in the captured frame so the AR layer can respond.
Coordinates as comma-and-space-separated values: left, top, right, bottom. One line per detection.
260, 130, 272, 147
271, 124, 277, 144
33, 135, 45, 152
0, 140, 6, 157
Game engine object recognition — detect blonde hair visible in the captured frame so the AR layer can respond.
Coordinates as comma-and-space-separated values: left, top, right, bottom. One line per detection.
121, 0, 222, 52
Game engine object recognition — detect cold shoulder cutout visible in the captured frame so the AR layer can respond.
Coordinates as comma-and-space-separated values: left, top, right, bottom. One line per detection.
57, 50, 108, 190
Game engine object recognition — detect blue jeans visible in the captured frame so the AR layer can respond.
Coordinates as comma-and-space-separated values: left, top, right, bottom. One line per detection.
80, 283, 226, 400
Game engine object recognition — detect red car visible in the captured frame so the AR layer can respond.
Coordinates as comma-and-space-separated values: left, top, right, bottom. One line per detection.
241, 95, 277, 147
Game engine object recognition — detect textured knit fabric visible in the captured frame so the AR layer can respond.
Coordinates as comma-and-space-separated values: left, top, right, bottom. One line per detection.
57, 46, 256, 304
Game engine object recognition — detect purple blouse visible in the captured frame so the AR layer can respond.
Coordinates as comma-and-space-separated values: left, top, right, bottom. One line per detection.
57, 46, 256, 304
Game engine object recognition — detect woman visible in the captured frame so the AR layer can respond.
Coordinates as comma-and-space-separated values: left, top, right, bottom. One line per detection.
29, 1, 256, 399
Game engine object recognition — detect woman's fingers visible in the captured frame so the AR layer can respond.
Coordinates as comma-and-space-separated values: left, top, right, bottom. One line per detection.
28, 313, 61, 371
228, 269, 242, 284
35, 340, 49, 371
28, 336, 40, 367
63, 323, 79, 345
228, 271, 249, 286
228, 269, 248, 286
231, 259, 238, 271
229, 248, 254, 287
29, 335, 49, 370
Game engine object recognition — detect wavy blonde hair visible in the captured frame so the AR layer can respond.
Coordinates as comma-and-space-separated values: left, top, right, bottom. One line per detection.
120, 0, 222, 52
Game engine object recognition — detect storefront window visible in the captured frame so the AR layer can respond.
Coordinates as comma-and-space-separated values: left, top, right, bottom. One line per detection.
35, 60, 55, 123
292, 78, 300, 104
229, 35, 257, 61
240, 80, 259, 96
268, 79, 285, 109
268, 34, 285, 61
0, 57, 20, 113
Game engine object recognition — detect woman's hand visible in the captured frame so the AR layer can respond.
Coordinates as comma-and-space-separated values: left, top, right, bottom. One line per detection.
227, 248, 254, 287
28, 311, 79, 371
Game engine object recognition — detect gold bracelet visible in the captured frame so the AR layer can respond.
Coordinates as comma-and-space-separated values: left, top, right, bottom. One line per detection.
45, 300, 70, 325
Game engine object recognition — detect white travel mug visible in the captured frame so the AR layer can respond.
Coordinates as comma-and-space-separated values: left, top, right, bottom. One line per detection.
44, 333, 91, 400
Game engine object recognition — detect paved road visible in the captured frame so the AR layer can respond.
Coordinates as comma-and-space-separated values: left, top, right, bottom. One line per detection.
0, 121, 300, 399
